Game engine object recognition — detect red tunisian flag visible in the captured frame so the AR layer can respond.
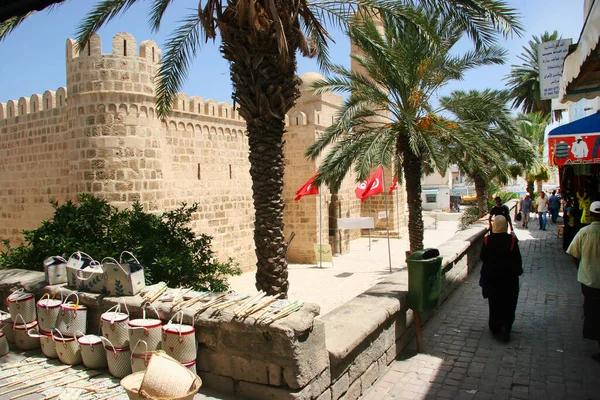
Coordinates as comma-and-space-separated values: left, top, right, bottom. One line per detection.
294, 172, 319, 201
388, 175, 398, 195
361, 166, 384, 201
355, 175, 371, 200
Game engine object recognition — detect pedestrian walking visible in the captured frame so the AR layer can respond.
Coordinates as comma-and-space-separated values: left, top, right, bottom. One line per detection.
548, 189, 561, 224
536, 191, 549, 231
488, 196, 514, 233
566, 201, 600, 363
479, 216, 523, 342
519, 193, 533, 229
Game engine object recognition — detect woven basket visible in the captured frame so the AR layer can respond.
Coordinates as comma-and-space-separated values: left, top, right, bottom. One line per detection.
79, 334, 107, 369
77, 262, 105, 293
0, 330, 8, 357
66, 251, 95, 288
37, 292, 62, 333
28, 328, 57, 358
128, 304, 162, 352
0, 311, 15, 344
44, 256, 68, 285
139, 351, 200, 399
7, 289, 36, 323
56, 292, 87, 337
121, 371, 201, 400
101, 301, 130, 348
13, 314, 40, 350
101, 336, 132, 378
162, 311, 196, 363
102, 253, 145, 297
53, 328, 82, 365
130, 339, 152, 373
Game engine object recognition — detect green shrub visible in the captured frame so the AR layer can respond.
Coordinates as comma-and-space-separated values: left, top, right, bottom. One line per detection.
0, 194, 240, 291
460, 206, 482, 230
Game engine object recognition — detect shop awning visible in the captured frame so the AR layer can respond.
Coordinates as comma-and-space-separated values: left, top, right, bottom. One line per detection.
558, 0, 600, 103
547, 112, 600, 166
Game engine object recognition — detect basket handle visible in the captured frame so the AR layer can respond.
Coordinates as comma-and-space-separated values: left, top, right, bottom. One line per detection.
62, 292, 80, 309
68, 251, 94, 268
51, 327, 65, 342
166, 310, 185, 337
13, 313, 27, 329
27, 328, 44, 339
77, 263, 105, 281
101, 257, 129, 275
99, 336, 119, 358
53, 256, 68, 264
119, 251, 141, 266
8, 288, 25, 302
131, 339, 149, 357
142, 302, 160, 320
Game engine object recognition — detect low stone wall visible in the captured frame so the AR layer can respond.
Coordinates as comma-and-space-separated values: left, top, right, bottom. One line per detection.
0, 206, 505, 399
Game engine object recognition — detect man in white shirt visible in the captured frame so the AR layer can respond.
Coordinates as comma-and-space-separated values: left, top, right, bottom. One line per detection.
535, 192, 549, 231
567, 201, 600, 363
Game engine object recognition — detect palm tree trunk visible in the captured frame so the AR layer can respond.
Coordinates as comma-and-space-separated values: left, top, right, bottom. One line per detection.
219, 9, 301, 297
398, 135, 424, 253
535, 180, 543, 193
473, 175, 489, 218
526, 180, 534, 196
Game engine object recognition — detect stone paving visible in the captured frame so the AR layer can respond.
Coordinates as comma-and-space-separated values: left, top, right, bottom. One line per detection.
361, 221, 600, 400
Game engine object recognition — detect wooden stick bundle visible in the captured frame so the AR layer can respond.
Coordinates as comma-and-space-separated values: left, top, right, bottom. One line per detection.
212, 294, 251, 311
260, 300, 304, 324
13, 370, 103, 400
143, 282, 168, 303
0, 365, 71, 397
195, 293, 229, 311
232, 292, 265, 316
173, 292, 212, 311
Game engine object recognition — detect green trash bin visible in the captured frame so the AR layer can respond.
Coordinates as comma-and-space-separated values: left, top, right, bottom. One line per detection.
407, 248, 443, 313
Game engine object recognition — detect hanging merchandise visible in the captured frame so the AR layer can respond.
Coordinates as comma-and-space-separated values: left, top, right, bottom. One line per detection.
55, 292, 87, 337
100, 336, 132, 378
52, 328, 82, 365
0, 310, 15, 344
76, 261, 105, 293
130, 339, 152, 373
13, 314, 40, 350
162, 311, 196, 363
7, 289, 37, 323
36, 292, 62, 333
102, 252, 145, 296
100, 301, 130, 348
43, 256, 68, 285
128, 303, 162, 352
66, 252, 95, 288
0, 328, 8, 357
78, 333, 108, 369
27, 328, 57, 359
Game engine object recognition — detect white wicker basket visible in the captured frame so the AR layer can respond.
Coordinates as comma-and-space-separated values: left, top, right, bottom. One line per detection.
44, 256, 68, 285
101, 336, 132, 378
0, 311, 15, 344
52, 328, 82, 365
66, 251, 95, 288
130, 339, 152, 373
7, 289, 36, 323
78, 334, 107, 369
37, 292, 62, 333
13, 314, 40, 350
0, 329, 8, 357
101, 301, 130, 348
128, 304, 162, 352
56, 292, 87, 337
28, 328, 57, 358
162, 311, 196, 363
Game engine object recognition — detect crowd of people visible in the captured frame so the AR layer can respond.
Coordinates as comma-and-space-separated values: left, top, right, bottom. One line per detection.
480, 190, 599, 363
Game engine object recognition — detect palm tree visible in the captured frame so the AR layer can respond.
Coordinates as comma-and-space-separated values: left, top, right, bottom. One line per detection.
505, 31, 559, 117
306, 9, 507, 252
516, 112, 551, 194
1, 1, 522, 295
440, 89, 538, 216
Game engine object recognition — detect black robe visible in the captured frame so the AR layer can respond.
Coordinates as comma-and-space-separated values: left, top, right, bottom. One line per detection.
480, 233, 523, 333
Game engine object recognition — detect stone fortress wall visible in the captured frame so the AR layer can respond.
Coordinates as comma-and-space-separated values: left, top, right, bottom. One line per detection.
0, 32, 405, 271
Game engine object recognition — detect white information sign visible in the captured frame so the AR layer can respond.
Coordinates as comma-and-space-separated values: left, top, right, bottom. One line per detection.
337, 217, 375, 229
538, 39, 572, 100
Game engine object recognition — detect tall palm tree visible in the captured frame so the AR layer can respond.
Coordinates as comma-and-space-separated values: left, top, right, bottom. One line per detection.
306, 9, 507, 252
1, 1, 521, 295
505, 31, 559, 117
440, 89, 538, 216
516, 111, 551, 194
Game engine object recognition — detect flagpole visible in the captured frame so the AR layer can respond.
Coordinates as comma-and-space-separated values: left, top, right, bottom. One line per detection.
319, 188, 322, 268
383, 169, 392, 272
396, 184, 401, 239
368, 197, 372, 251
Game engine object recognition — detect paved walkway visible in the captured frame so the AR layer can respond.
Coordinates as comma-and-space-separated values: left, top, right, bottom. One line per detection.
362, 222, 600, 400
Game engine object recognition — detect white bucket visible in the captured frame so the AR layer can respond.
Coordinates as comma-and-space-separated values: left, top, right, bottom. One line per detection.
78, 334, 107, 369
162, 311, 196, 363
7, 289, 36, 323
128, 304, 162, 352
37, 292, 62, 333
100, 301, 130, 348
56, 292, 87, 337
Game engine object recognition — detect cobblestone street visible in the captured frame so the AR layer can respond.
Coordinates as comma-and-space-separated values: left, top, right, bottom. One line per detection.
363, 222, 600, 400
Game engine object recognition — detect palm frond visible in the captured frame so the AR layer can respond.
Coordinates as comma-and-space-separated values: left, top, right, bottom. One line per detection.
149, 0, 175, 32
76, 0, 140, 50
0, 14, 29, 42
155, 12, 202, 119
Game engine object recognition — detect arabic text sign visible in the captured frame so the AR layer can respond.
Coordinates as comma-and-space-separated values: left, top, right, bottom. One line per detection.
538, 39, 572, 100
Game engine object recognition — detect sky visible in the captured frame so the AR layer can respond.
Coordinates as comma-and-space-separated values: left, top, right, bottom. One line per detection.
0, 0, 586, 107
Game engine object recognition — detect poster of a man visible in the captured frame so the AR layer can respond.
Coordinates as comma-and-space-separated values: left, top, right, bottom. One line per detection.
571, 136, 589, 159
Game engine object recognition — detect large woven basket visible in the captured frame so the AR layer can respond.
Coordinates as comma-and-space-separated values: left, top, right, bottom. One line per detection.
121, 371, 201, 400
139, 351, 200, 398
0, 311, 15, 344
101, 302, 130, 348
37, 292, 62, 333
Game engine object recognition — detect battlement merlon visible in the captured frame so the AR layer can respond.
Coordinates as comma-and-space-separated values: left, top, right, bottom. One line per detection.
66, 32, 162, 63
0, 88, 68, 119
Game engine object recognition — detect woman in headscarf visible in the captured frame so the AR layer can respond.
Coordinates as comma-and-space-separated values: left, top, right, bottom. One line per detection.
479, 216, 523, 341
